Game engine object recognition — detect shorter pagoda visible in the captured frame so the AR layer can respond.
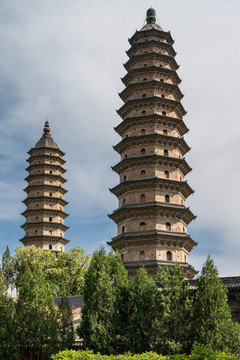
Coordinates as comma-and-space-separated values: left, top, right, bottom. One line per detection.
20, 121, 69, 252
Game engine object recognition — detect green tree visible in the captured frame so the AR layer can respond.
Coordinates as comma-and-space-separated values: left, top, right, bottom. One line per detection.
0, 270, 16, 360
57, 296, 75, 351
193, 255, 240, 353
77, 247, 128, 354
1, 245, 14, 290
122, 267, 160, 353
14, 245, 91, 296
14, 263, 58, 360
155, 264, 193, 354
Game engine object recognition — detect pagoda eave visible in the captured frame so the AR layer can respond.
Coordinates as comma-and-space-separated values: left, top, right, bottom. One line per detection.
21, 222, 69, 231
20, 235, 70, 246
25, 164, 67, 173
124, 51, 178, 72
127, 39, 176, 58
110, 177, 194, 199
112, 154, 192, 176
21, 209, 69, 218
24, 174, 67, 183
22, 196, 68, 206
113, 133, 190, 156
119, 80, 183, 102
26, 155, 66, 165
114, 114, 189, 138
28, 147, 65, 157
117, 96, 186, 120
109, 202, 196, 225
129, 28, 174, 46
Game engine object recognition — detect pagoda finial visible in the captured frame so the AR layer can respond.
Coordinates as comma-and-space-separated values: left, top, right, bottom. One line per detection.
43, 120, 50, 135
146, 8, 156, 24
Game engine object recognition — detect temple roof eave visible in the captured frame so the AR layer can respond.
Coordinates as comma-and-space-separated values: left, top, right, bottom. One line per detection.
110, 177, 194, 199
24, 174, 67, 183
28, 146, 65, 157
21, 208, 69, 218
21, 221, 69, 231
119, 80, 183, 102
114, 114, 189, 138
20, 235, 70, 246
112, 154, 192, 176
117, 96, 186, 120
22, 196, 69, 206
113, 133, 190, 156
124, 51, 179, 72
129, 28, 174, 46
126, 39, 176, 58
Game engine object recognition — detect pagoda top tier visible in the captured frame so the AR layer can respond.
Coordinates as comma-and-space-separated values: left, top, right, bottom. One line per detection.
129, 9, 174, 45
34, 121, 59, 149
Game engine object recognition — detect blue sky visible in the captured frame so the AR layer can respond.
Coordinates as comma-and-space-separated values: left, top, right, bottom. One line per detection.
0, 0, 240, 277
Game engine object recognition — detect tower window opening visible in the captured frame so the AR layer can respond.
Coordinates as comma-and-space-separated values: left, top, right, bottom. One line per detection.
164, 149, 168, 157
35, 230, 38, 233
140, 250, 145, 260
49, 217, 52, 222
160, 78, 164, 82
49, 244, 52, 250
161, 94, 165, 98
140, 194, 145, 203
141, 148, 146, 155
164, 170, 169, 178
142, 94, 146, 98
123, 175, 127, 181
124, 154, 128, 158
166, 251, 172, 261
162, 111, 166, 116
143, 78, 147, 81
121, 254, 124, 260
49, 230, 52, 235
166, 222, 171, 231
122, 226, 125, 234
141, 129, 146, 135
160, 64, 163, 68
36, 203, 39, 207
123, 198, 126, 205
140, 170, 146, 177
49, 192, 52, 197
142, 110, 146, 115
50, 171, 52, 174
36, 217, 38, 220
165, 194, 170, 203
163, 129, 167, 135
140, 222, 146, 231
144, 64, 147, 67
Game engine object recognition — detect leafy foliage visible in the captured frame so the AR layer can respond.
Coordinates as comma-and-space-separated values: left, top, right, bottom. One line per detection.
77, 247, 128, 355
14, 263, 58, 360
193, 256, 240, 353
14, 245, 91, 296
155, 264, 193, 354
0, 270, 16, 360
51, 344, 239, 360
1, 245, 15, 289
122, 267, 161, 353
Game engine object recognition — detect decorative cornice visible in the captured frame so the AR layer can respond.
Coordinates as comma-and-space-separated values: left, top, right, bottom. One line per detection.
110, 177, 194, 199
20, 235, 70, 246
25, 163, 66, 173
21, 208, 69, 218
23, 184, 67, 195
113, 133, 190, 156
109, 202, 196, 225
108, 231, 196, 252
127, 39, 176, 58
129, 28, 174, 46
114, 114, 188, 138
24, 173, 67, 183
22, 196, 68, 206
28, 146, 65, 157
122, 65, 181, 87
124, 51, 178, 72
119, 79, 183, 102
21, 221, 69, 231
112, 154, 192, 176
117, 96, 186, 120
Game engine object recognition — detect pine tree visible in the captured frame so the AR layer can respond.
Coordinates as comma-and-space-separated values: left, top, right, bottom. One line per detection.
155, 264, 193, 354
77, 247, 128, 354
0, 270, 16, 360
2, 245, 14, 290
57, 296, 75, 351
14, 263, 58, 360
193, 255, 240, 353
122, 267, 160, 353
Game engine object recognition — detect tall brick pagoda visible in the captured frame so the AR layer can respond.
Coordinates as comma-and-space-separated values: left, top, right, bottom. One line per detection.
20, 121, 69, 252
109, 8, 197, 279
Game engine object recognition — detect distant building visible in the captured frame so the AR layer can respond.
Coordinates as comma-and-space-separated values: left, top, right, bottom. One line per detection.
109, 8, 196, 279
20, 121, 70, 252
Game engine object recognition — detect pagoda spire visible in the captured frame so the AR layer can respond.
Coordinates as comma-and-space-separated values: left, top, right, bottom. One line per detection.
109, 9, 197, 279
20, 122, 70, 252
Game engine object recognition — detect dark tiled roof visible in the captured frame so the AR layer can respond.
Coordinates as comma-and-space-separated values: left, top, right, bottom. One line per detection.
54, 296, 85, 309
189, 276, 240, 291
